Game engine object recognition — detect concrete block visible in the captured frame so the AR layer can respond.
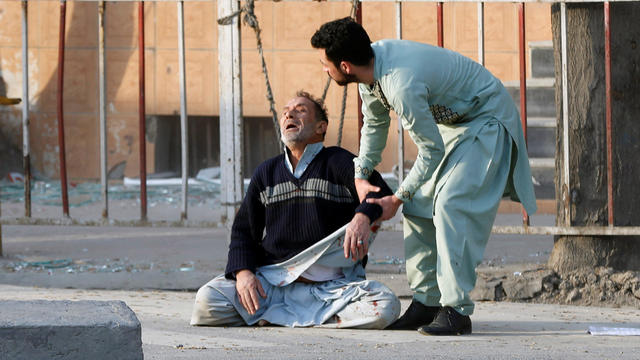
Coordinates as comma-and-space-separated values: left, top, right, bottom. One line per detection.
0, 300, 142, 360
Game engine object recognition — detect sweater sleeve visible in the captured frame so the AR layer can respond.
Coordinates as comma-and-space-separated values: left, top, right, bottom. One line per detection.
225, 176, 265, 279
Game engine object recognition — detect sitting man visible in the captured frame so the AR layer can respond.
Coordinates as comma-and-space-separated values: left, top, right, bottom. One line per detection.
190, 91, 400, 328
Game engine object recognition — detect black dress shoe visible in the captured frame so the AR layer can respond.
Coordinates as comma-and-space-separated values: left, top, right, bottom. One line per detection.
418, 306, 472, 336
385, 300, 441, 330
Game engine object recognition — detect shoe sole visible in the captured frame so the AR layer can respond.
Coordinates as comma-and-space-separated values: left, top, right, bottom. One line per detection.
417, 327, 472, 336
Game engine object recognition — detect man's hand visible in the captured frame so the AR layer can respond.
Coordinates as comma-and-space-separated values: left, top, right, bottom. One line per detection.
355, 178, 380, 202
366, 194, 403, 221
344, 213, 371, 261
235, 269, 267, 315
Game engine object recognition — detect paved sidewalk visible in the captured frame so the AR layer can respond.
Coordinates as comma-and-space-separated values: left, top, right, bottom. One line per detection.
2, 284, 639, 359
2, 215, 639, 359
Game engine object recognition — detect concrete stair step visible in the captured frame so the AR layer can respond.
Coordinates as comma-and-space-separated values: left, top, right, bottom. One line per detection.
529, 157, 555, 200
530, 40, 554, 78
526, 118, 556, 159
505, 78, 556, 119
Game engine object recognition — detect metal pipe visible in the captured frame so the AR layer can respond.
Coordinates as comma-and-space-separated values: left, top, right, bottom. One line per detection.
356, 1, 364, 148
604, 1, 614, 226
178, 0, 189, 220
21, 0, 31, 218
437, 2, 443, 47
138, 1, 147, 221
57, 0, 70, 217
518, 2, 529, 226
99, 1, 108, 220
396, 0, 404, 184
560, 2, 571, 226
0, 191, 2, 256
477, 2, 484, 66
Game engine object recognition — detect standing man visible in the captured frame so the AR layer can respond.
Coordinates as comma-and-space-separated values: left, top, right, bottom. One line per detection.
311, 17, 536, 335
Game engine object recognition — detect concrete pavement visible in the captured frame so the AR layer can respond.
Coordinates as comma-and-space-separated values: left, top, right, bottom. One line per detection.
1, 284, 639, 359
1, 214, 640, 359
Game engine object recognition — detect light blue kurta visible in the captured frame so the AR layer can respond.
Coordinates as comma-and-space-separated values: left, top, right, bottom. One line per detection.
354, 39, 537, 218
353, 40, 537, 314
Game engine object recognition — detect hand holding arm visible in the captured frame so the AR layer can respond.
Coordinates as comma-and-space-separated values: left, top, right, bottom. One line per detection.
354, 178, 381, 203
235, 269, 267, 315
366, 194, 403, 221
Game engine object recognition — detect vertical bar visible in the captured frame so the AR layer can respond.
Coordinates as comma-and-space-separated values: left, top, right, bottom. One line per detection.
21, 0, 31, 218
218, 0, 243, 228
477, 2, 485, 66
178, 1, 188, 221
560, 2, 571, 226
0, 190, 2, 256
518, 2, 529, 225
98, 1, 108, 220
396, 0, 404, 184
138, 1, 147, 221
57, 0, 69, 217
604, 1, 614, 226
437, 2, 444, 47
356, 1, 363, 148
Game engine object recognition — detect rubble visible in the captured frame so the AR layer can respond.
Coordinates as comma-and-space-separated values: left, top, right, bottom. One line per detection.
472, 266, 640, 308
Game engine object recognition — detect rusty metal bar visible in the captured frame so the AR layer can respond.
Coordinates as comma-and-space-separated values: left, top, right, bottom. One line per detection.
518, 2, 529, 226
477, 2, 484, 66
57, 0, 70, 217
98, 1, 108, 220
21, 0, 31, 218
138, 1, 147, 221
356, 0, 363, 148
396, 0, 405, 184
437, 2, 444, 47
604, 1, 614, 226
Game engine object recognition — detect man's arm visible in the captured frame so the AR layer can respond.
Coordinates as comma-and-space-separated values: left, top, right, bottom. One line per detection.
353, 84, 392, 202
345, 168, 393, 261
225, 178, 268, 314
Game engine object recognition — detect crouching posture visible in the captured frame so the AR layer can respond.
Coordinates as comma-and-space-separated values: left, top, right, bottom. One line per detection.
191, 91, 400, 328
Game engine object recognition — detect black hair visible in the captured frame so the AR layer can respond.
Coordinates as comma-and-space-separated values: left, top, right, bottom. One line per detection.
310, 17, 374, 68
295, 90, 329, 125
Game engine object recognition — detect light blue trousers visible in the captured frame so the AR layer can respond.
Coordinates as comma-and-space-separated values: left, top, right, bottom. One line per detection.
405, 121, 512, 315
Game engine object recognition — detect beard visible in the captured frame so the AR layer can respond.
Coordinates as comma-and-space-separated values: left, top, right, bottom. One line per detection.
333, 71, 358, 86
281, 128, 310, 147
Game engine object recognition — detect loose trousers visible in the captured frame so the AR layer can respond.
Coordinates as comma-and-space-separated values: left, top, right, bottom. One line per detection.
405, 121, 512, 315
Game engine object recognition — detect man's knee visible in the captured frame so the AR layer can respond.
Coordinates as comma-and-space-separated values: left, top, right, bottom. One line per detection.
190, 279, 244, 326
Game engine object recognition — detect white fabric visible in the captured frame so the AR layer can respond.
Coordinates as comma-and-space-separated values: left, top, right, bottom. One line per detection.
190, 223, 400, 328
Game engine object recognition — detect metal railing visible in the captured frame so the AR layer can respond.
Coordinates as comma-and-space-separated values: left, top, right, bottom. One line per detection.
0, 0, 639, 248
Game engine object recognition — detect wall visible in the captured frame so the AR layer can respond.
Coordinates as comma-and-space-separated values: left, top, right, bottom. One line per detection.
0, 0, 552, 180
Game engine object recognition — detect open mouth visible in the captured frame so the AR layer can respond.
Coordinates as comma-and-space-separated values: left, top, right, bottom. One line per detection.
285, 123, 299, 131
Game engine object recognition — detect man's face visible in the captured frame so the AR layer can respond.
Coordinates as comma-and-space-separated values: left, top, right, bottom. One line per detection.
280, 96, 323, 146
318, 49, 357, 86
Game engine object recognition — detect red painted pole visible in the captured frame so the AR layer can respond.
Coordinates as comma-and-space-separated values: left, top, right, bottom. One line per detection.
138, 1, 147, 221
57, 0, 69, 217
604, 1, 614, 226
356, 1, 363, 150
437, 2, 444, 47
518, 3, 529, 226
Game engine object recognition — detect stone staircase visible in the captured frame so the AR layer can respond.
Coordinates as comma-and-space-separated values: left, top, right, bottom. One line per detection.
504, 41, 556, 200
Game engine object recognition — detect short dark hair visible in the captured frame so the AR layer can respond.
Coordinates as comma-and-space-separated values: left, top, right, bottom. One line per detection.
296, 90, 328, 125
310, 17, 374, 68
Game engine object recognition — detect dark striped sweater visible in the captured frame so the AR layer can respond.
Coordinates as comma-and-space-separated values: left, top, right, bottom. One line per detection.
225, 146, 393, 279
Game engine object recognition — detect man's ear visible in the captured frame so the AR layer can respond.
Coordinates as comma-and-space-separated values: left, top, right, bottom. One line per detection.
340, 61, 352, 74
316, 121, 328, 135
